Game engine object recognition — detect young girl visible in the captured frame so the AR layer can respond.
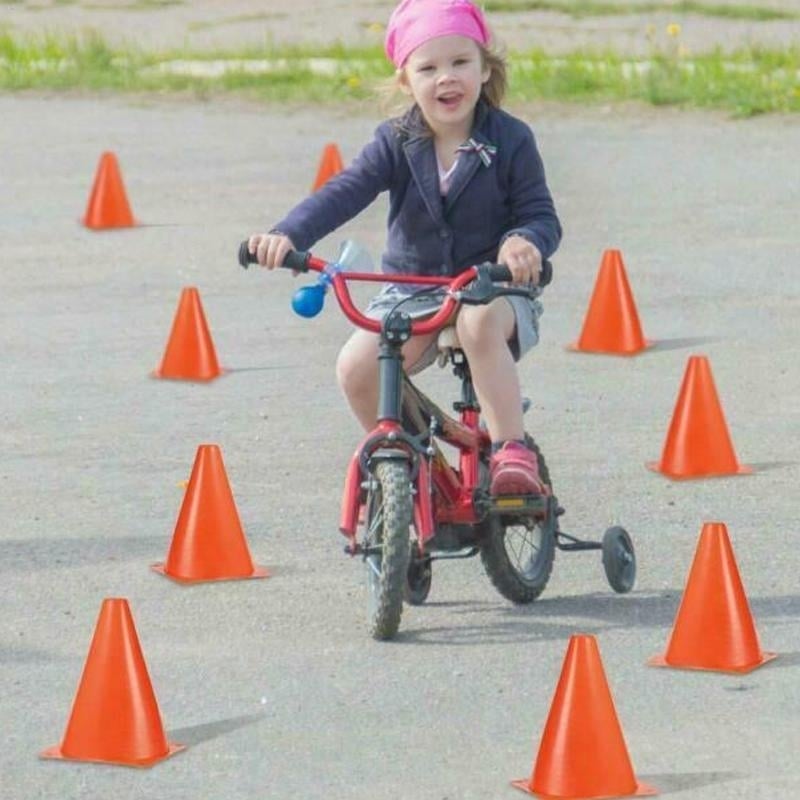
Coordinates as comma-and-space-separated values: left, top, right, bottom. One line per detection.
248, 0, 562, 496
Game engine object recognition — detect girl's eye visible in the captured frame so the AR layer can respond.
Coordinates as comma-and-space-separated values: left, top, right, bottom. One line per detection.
419, 65, 434, 72
454, 59, 468, 66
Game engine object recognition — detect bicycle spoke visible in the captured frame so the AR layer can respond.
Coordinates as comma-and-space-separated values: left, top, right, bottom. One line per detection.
507, 524, 544, 574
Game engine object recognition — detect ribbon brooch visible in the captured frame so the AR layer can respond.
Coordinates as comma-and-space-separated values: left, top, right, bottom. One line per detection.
456, 138, 498, 168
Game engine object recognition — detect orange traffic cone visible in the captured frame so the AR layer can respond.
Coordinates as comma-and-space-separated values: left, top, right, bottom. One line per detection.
41, 598, 184, 767
312, 143, 344, 191
153, 287, 223, 382
649, 523, 776, 673
569, 249, 650, 355
647, 355, 751, 479
83, 152, 136, 230
513, 635, 657, 799
152, 444, 268, 583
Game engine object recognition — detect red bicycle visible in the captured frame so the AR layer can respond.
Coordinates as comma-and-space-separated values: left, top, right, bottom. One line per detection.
238, 241, 636, 640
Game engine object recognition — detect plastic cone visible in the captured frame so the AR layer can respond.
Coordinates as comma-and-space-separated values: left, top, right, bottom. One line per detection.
312, 143, 344, 191
153, 287, 223, 381
83, 152, 136, 230
41, 598, 183, 767
513, 635, 657, 799
152, 444, 268, 583
569, 250, 650, 355
647, 355, 751, 479
649, 523, 776, 673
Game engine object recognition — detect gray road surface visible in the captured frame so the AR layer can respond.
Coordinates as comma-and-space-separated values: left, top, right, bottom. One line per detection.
1, 95, 799, 799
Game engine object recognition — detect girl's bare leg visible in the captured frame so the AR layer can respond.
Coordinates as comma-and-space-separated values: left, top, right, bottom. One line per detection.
336, 329, 438, 431
455, 300, 523, 443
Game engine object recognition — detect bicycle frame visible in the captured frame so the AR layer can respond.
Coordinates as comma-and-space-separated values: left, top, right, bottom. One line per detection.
238, 243, 639, 618
283, 257, 494, 551
246, 250, 525, 553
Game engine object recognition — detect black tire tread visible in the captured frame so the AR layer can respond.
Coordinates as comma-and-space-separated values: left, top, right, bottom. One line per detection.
368, 460, 413, 640
479, 437, 555, 604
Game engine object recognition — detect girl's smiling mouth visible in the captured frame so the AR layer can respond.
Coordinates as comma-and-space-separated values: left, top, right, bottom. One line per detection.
437, 92, 464, 108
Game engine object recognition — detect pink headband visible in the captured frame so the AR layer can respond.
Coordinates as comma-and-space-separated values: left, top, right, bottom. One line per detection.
384, 0, 490, 69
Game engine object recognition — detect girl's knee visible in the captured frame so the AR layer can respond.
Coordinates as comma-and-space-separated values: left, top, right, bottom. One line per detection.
457, 302, 514, 349
457, 305, 498, 346
336, 342, 376, 395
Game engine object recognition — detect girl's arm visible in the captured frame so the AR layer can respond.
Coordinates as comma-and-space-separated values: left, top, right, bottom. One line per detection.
501, 128, 562, 260
270, 125, 396, 251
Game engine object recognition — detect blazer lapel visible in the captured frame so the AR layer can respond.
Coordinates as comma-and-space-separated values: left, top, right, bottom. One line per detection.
403, 136, 445, 228
444, 129, 495, 215
444, 101, 494, 215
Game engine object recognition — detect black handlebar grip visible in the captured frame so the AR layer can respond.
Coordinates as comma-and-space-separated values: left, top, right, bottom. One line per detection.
282, 250, 311, 273
540, 259, 553, 286
238, 240, 256, 269
487, 264, 513, 283
237, 242, 311, 272
487, 259, 553, 286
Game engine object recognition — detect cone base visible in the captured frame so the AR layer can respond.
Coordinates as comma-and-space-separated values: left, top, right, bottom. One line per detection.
511, 778, 658, 799
82, 218, 138, 230
567, 340, 653, 357
645, 461, 752, 480
151, 563, 270, 584
40, 741, 184, 768
150, 368, 226, 383
647, 651, 776, 674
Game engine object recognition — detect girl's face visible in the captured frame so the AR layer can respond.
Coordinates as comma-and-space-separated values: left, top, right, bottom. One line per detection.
400, 35, 490, 138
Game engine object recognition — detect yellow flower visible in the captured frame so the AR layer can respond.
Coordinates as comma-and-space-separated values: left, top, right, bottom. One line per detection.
366, 21, 385, 33
666, 22, 681, 37
346, 75, 361, 89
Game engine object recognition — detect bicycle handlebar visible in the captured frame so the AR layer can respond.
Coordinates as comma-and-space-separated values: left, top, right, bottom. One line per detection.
237, 241, 551, 336
237, 241, 552, 285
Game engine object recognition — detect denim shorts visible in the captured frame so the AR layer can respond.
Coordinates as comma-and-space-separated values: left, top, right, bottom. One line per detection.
364, 285, 543, 373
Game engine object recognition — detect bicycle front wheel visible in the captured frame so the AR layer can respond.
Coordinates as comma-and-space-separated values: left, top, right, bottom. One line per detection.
364, 460, 413, 640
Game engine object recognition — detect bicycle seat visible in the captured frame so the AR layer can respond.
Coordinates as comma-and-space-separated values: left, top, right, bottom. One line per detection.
437, 325, 461, 352
436, 326, 462, 367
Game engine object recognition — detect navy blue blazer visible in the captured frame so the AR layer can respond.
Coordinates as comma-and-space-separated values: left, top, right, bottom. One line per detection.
274, 101, 562, 277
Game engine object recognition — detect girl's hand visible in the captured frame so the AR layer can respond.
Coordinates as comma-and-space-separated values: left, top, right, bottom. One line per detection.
248, 232, 295, 269
497, 235, 542, 285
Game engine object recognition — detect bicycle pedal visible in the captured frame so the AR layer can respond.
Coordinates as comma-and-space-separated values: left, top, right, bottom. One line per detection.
490, 494, 547, 514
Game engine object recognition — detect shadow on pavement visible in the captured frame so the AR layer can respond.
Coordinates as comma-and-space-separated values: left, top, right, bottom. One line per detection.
0, 534, 166, 573
645, 336, 722, 354
225, 364, 301, 374
0, 642, 62, 663
398, 591, 800, 646
757, 650, 800, 669
396, 619, 605, 646
169, 712, 267, 746
640, 771, 743, 795
747, 461, 798, 473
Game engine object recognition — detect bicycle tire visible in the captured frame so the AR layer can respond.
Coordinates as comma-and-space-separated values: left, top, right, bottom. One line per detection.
364, 460, 413, 640
479, 437, 556, 604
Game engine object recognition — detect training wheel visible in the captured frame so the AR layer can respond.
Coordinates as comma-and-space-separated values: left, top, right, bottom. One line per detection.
602, 526, 636, 594
404, 556, 432, 605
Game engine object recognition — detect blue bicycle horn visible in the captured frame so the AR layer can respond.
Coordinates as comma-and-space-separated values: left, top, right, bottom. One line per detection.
291, 267, 337, 319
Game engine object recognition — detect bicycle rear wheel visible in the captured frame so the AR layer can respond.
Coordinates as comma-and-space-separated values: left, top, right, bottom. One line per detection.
480, 438, 555, 604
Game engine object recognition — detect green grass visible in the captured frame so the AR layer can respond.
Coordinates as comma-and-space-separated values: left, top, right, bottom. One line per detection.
1, 32, 798, 116
485, 0, 798, 20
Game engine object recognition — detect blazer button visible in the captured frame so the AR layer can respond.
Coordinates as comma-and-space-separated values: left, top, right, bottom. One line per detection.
440, 229, 450, 239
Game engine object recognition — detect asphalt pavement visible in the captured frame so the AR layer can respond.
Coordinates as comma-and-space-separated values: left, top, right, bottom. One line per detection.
1, 95, 799, 799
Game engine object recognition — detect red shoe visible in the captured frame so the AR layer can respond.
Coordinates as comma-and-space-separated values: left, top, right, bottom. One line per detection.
489, 441, 546, 496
